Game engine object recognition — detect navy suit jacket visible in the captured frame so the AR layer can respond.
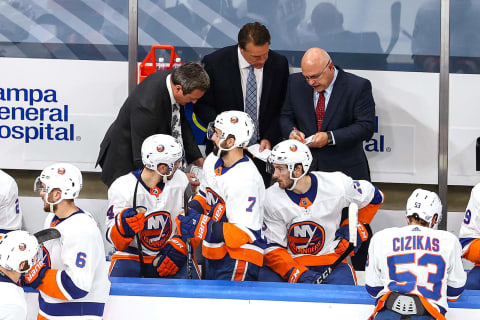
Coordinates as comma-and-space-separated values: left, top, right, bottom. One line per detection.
280, 67, 375, 180
193, 45, 289, 146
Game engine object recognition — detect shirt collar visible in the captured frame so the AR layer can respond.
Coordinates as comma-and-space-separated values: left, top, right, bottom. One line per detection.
237, 46, 252, 70
166, 74, 178, 105
324, 67, 338, 96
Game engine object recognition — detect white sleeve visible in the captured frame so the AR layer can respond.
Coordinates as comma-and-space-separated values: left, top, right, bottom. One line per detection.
225, 177, 264, 230
447, 234, 468, 289
459, 183, 480, 239
263, 200, 288, 248
364, 233, 384, 290
341, 174, 376, 209
62, 219, 103, 294
0, 304, 27, 320
105, 179, 132, 231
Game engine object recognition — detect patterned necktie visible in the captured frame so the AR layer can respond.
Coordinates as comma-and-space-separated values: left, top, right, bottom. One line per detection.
171, 103, 185, 167
315, 91, 325, 132
245, 65, 258, 145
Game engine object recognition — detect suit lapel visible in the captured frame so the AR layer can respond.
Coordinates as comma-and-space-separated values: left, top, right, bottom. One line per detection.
259, 52, 273, 119
230, 48, 244, 111
322, 68, 345, 130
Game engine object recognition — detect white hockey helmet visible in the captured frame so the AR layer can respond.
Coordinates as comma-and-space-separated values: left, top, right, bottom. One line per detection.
406, 189, 443, 228
267, 139, 312, 190
34, 163, 83, 205
206, 111, 255, 153
141, 134, 184, 180
0, 230, 39, 274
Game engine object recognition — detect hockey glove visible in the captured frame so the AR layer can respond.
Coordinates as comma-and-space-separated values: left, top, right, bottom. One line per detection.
334, 223, 370, 256
153, 236, 188, 277
24, 260, 49, 289
286, 267, 322, 284
116, 208, 145, 237
176, 210, 223, 243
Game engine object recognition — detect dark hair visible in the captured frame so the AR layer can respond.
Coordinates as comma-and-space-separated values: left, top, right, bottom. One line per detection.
171, 62, 210, 94
238, 22, 271, 50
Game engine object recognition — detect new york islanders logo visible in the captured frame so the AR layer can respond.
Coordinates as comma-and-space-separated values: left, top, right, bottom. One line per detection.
156, 145, 165, 152
19, 243, 26, 251
57, 168, 66, 175
205, 188, 226, 221
230, 116, 239, 124
140, 211, 172, 251
289, 144, 298, 152
288, 221, 325, 255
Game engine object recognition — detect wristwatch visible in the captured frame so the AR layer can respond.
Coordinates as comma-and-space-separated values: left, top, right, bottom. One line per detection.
326, 131, 333, 145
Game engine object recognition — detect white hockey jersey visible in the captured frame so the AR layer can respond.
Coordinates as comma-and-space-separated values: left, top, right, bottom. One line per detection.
0, 170, 22, 236
459, 182, 480, 264
38, 209, 110, 319
365, 225, 466, 316
264, 171, 378, 267
194, 153, 265, 266
0, 278, 27, 320
106, 169, 189, 258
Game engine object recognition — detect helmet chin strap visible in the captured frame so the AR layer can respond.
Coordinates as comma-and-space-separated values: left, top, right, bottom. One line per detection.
155, 168, 174, 184
286, 166, 307, 191
216, 138, 235, 157
44, 192, 62, 213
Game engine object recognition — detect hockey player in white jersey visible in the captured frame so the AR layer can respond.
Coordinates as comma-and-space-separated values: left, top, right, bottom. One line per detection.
0, 230, 39, 320
176, 111, 266, 280
106, 134, 200, 278
24, 163, 110, 319
259, 139, 384, 284
0, 170, 22, 239
365, 189, 466, 320
459, 182, 480, 289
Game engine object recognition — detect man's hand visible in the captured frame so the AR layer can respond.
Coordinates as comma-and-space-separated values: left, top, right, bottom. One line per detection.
258, 139, 271, 152
185, 173, 200, 193
192, 157, 204, 168
289, 128, 305, 142
308, 132, 329, 148
287, 267, 322, 283
334, 223, 370, 255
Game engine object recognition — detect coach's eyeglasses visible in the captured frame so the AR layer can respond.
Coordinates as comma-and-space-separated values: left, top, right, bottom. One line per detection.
304, 60, 331, 81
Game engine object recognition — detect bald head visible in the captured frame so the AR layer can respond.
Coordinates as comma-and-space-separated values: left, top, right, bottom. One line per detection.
301, 48, 334, 92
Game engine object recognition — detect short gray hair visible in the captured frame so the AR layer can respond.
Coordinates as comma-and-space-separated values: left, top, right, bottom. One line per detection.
171, 62, 210, 94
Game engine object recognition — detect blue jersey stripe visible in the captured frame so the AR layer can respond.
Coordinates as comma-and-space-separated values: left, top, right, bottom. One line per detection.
39, 295, 105, 317
60, 271, 88, 299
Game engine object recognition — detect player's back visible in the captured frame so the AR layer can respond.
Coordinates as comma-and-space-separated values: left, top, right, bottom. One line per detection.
366, 225, 466, 312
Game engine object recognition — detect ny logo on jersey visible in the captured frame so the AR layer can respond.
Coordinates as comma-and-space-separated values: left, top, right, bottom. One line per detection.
288, 221, 325, 255
140, 211, 172, 251
205, 188, 226, 221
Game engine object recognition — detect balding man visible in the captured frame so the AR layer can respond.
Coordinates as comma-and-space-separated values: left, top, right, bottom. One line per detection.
280, 48, 376, 270
280, 47, 375, 181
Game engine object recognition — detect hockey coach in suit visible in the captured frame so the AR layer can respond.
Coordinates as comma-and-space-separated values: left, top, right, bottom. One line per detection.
193, 22, 289, 186
281, 47, 375, 181
96, 62, 209, 187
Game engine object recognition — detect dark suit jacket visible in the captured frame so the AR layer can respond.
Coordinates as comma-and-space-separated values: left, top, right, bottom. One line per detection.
280, 67, 375, 180
96, 70, 202, 187
193, 45, 289, 146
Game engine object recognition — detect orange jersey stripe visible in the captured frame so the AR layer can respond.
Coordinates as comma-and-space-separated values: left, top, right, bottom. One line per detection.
265, 248, 299, 278
202, 245, 263, 266
463, 238, 480, 264
110, 224, 133, 251
37, 270, 68, 300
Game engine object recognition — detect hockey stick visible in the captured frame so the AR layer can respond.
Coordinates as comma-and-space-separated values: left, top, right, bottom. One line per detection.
316, 203, 359, 284
133, 178, 146, 278
34, 228, 61, 244
384, 1, 401, 55
183, 185, 194, 280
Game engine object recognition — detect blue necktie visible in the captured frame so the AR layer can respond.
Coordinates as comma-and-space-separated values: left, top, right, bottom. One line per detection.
245, 65, 258, 145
